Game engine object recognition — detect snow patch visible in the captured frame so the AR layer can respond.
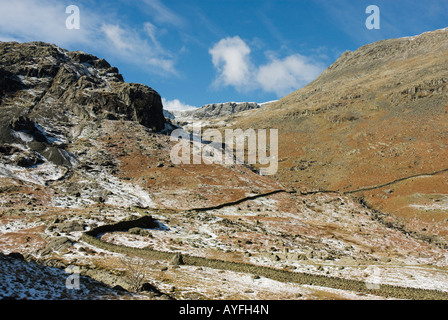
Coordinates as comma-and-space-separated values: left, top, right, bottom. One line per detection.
0, 161, 67, 186
11, 130, 34, 143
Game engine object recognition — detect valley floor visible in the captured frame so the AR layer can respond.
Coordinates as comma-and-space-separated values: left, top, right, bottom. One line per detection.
1, 189, 447, 300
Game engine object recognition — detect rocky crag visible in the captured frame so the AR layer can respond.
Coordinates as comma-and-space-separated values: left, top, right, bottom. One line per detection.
0, 41, 166, 170
181, 101, 259, 119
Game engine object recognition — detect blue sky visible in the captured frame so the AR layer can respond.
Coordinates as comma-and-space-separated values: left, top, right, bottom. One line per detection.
0, 0, 447, 110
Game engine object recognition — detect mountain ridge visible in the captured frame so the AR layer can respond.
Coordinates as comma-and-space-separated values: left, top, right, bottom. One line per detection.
166, 101, 262, 121
224, 27, 448, 249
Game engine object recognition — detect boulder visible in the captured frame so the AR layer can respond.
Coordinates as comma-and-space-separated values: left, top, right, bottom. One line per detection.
41, 236, 73, 254
140, 282, 161, 293
57, 221, 84, 233
170, 253, 184, 266
7, 252, 25, 260
128, 227, 152, 237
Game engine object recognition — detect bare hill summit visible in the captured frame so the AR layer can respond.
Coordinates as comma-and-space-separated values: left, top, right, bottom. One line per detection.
231, 28, 448, 243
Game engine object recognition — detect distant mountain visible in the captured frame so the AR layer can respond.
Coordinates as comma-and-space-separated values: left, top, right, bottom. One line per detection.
166, 101, 261, 120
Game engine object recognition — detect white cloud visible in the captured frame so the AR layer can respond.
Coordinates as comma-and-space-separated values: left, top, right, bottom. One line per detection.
143, 21, 158, 45
0, 0, 178, 75
256, 54, 324, 96
209, 36, 325, 97
100, 23, 176, 75
101, 24, 132, 51
209, 36, 254, 89
162, 98, 197, 111
0, 0, 94, 46
141, 0, 185, 28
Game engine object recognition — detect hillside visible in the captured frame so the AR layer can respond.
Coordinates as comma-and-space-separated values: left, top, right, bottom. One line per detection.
1, 38, 448, 301
229, 28, 448, 246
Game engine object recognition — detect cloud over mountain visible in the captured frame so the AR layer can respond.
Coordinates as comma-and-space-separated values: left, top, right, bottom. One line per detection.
162, 98, 197, 111
209, 36, 253, 89
209, 36, 325, 97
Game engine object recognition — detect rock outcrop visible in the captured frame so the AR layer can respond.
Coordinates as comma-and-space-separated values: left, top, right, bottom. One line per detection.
0, 41, 166, 168
0, 41, 165, 132
180, 102, 259, 119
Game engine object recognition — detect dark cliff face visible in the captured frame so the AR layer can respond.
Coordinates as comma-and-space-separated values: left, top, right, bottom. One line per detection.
0, 41, 165, 132
0, 41, 166, 168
